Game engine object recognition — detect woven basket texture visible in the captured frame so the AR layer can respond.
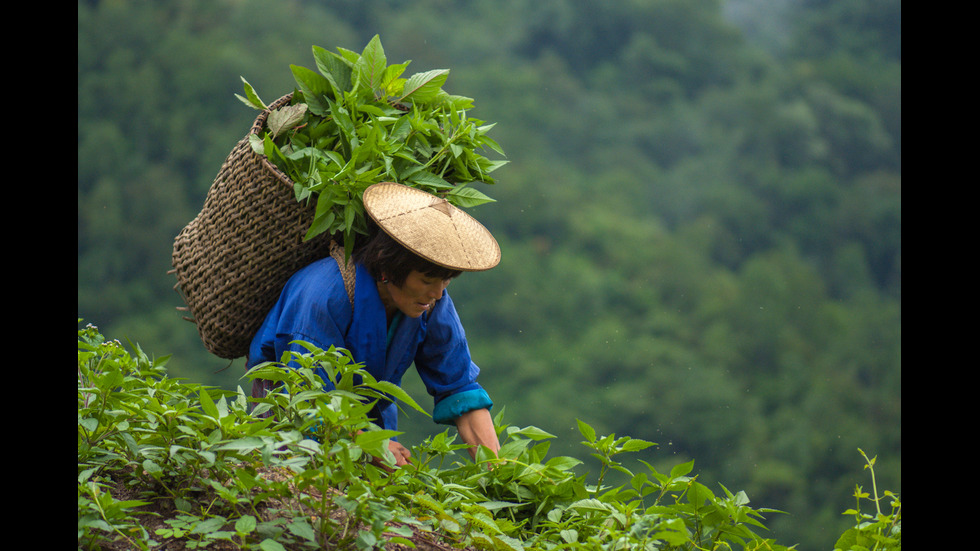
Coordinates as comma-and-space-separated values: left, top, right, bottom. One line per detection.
172, 94, 334, 359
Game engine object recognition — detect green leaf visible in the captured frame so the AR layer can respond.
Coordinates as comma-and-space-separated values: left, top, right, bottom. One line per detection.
262, 134, 291, 174
333, 156, 357, 183
477, 500, 523, 512
382, 61, 412, 96
389, 114, 413, 142
686, 481, 715, 506
267, 103, 308, 140
312, 45, 351, 95
620, 438, 656, 453
366, 379, 429, 415
355, 34, 387, 94
356, 429, 401, 448
247, 133, 264, 155
79, 417, 99, 434
330, 101, 356, 145
343, 201, 355, 234
198, 388, 219, 419
142, 460, 163, 477
834, 527, 860, 550
511, 426, 556, 441
191, 517, 227, 535
653, 518, 691, 546
259, 540, 287, 551
446, 185, 496, 208
478, 134, 506, 157
399, 69, 450, 104
406, 170, 452, 189
577, 419, 597, 443
217, 437, 267, 452
498, 438, 531, 460
236, 76, 266, 110
479, 158, 509, 175
357, 531, 378, 549
432, 91, 474, 110
304, 208, 336, 242
290, 65, 332, 116
569, 498, 614, 514
546, 455, 584, 471
287, 519, 317, 542
670, 458, 696, 478
234, 515, 257, 535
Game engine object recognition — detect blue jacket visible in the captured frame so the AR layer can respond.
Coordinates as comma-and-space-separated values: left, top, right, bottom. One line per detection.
247, 256, 492, 432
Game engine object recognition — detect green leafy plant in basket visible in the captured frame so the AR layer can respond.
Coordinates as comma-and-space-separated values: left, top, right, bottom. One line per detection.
237, 34, 507, 257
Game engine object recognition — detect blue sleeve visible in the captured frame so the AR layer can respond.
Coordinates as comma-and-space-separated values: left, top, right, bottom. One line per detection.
249, 258, 353, 388
431, 388, 493, 425
414, 291, 493, 425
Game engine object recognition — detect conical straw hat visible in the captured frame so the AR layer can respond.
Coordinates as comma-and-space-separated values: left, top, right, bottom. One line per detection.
362, 182, 501, 271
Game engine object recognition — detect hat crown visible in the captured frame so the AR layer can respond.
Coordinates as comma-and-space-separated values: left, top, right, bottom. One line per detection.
430, 198, 453, 217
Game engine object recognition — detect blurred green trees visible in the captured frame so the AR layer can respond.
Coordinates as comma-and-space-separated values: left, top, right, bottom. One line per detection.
78, 1, 899, 549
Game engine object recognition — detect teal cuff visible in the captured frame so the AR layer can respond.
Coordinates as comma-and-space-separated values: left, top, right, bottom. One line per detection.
433, 389, 493, 425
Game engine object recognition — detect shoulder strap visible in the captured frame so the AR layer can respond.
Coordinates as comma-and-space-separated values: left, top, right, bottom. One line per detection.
329, 240, 356, 310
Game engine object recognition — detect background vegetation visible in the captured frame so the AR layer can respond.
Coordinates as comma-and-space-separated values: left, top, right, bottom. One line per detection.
78, 1, 900, 549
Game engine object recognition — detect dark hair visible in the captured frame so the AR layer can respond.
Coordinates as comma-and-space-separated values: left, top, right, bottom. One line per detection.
352, 222, 462, 286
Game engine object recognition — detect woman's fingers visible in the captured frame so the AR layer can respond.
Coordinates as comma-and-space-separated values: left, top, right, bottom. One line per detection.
390, 440, 412, 465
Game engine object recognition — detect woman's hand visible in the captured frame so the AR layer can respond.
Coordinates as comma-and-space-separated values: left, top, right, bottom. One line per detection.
388, 439, 412, 467
361, 431, 411, 471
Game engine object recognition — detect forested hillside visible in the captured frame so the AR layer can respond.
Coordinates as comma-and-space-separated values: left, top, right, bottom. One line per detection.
77, 1, 900, 549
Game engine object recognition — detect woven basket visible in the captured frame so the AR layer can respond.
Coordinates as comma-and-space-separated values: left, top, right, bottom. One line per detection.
171, 94, 338, 360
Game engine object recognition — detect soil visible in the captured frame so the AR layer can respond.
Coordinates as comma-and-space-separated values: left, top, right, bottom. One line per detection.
91, 465, 469, 551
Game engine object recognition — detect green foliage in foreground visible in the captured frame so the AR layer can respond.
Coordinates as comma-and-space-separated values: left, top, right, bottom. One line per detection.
78, 322, 900, 550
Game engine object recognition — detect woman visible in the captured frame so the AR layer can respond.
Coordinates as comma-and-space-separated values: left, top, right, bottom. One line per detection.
247, 182, 501, 467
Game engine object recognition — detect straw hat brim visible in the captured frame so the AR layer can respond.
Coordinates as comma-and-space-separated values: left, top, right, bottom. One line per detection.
362, 182, 501, 271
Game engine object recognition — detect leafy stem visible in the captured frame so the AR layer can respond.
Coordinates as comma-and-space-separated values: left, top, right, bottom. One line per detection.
858, 448, 882, 518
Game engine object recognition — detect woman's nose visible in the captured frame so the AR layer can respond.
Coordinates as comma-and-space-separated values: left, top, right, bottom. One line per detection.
429, 281, 447, 298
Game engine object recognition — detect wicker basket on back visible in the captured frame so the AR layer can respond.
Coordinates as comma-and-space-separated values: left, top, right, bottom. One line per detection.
172, 94, 348, 360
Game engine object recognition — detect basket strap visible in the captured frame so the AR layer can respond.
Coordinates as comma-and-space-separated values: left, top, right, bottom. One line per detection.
329, 241, 356, 310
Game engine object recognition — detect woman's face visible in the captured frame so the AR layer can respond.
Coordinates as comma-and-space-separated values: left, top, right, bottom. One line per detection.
381, 270, 451, 318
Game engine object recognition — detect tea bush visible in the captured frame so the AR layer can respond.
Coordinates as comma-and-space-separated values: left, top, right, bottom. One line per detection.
78, 321, 899, 550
